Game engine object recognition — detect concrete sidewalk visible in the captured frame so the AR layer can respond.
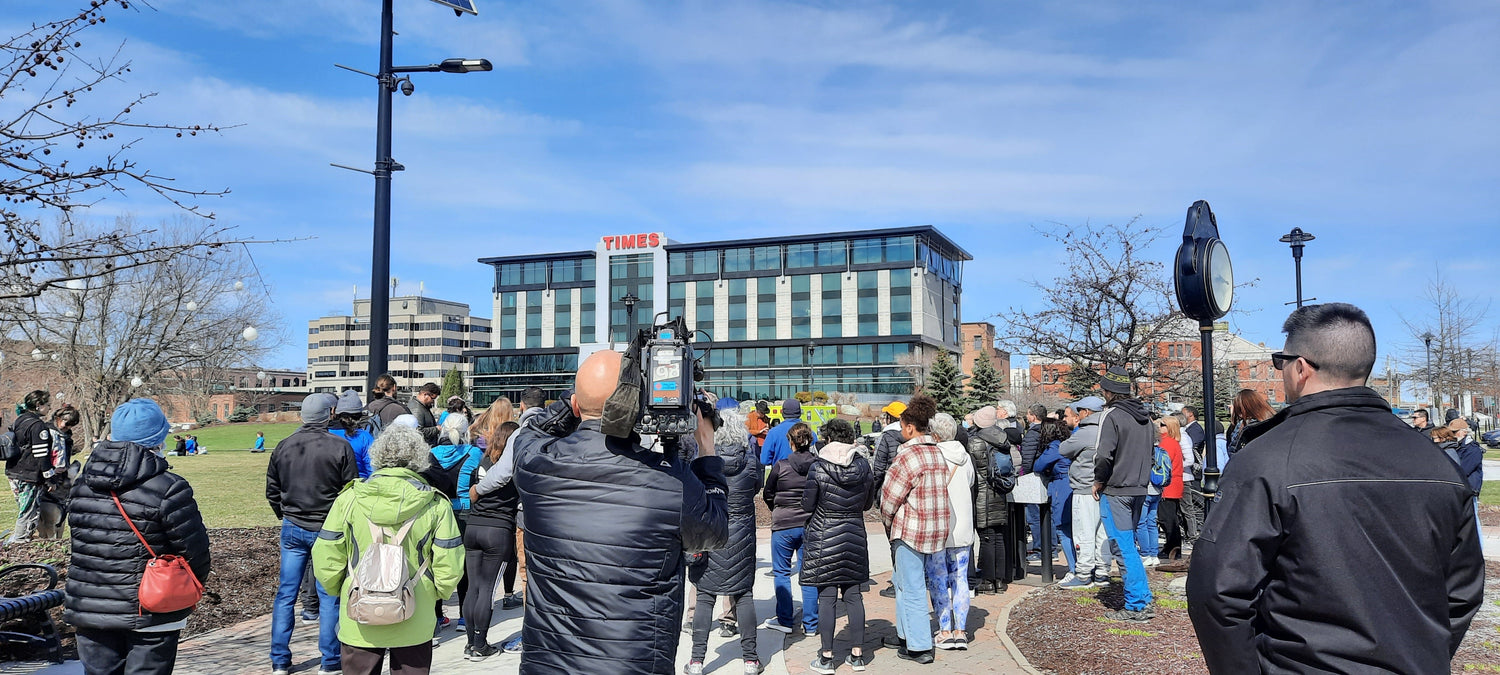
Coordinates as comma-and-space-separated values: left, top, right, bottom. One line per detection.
5, 525, 1038, 674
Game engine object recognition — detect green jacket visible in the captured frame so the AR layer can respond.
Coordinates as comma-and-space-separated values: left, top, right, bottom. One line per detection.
312, 467, 463, 648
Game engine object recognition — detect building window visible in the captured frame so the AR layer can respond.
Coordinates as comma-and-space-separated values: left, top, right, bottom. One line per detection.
974, 335, 982, 352
791, 275, 811, 339
786, 244, 816, 269
822, 273, 843, 338
668, 250, 719, 276
723, 247, 753, 273
609, 253, 653, 342
817, 241, 847, 267
695, 280, 715, 337
550, 258, 594, 284
525, 291, 543, 348
890, 270, 912, 335
857, 271, 879, 337
753, 246, 781, 272
554, 288, 572, 348
580, 287, 596, 344
727, 278, 748, 341
757, 277, 777, 340
499, 292, 517, 350
668, 282, 687, 321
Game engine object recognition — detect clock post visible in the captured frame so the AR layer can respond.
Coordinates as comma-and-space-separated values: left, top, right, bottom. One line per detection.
1173, 200, 1234, 521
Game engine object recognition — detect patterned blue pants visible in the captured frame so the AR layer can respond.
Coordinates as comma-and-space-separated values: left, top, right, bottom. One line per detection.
925, 547, 971, 632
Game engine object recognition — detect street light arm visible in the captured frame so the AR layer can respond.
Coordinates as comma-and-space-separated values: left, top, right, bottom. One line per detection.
390, 64, 443, 73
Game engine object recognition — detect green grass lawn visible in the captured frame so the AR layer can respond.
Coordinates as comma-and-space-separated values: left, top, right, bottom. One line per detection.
1483, 482, 1500, 507
0, 424, 303, 532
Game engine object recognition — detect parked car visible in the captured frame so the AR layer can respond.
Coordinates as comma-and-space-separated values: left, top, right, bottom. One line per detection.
1481, 428, 1500, 449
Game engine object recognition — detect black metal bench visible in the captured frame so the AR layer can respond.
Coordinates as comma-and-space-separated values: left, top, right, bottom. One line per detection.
0, 564, 65, 664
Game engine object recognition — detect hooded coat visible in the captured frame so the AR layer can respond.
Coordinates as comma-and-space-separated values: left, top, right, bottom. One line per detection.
312, 467, 464, 649
964, 426, 1012, 528
936, 440, 976, 549
65, 441, 211, 631
1093, 398, 1154, 497
689, 440, 762, 595
799, 442, 876, 587
764, 449, 816, 531
1187, 387, 1484, 675
513, 417, 728, 675
1058, 414, 1101, 494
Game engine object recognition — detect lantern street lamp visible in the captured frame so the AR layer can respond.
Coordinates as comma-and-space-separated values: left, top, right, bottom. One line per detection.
31, 348, 44, 362
1173, 200, 1235, 520
242, 326, 260, 342
1422, 331, 1436, 414
1278, 227, 1316, 308
621, 292, 640, 339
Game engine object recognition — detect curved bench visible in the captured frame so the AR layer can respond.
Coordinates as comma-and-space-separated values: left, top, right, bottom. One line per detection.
0, 564, 65, 664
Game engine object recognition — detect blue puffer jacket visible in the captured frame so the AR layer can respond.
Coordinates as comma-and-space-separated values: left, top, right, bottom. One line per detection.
430, 443, 483, 511
1033, 439, 1072, 484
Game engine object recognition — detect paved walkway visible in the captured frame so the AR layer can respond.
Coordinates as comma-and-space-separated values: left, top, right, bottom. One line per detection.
3, 525, 1036, 674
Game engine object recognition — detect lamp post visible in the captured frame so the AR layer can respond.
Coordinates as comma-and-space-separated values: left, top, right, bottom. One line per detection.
1423, 331, 1435, 414
806, 342, 817, 393
1278, 227, 1316, 308
357, 0, 491, 396
621, 292, 640, 340
1173, 201, 1234, 524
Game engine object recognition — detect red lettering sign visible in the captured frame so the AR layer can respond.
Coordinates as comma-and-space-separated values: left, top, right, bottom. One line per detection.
602, 236, 615, 250
602, 233, 664, 250
621, 234, 637, 249
648, 233, 660, 247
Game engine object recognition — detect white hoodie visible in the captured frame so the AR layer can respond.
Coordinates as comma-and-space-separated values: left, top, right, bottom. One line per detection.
936, 440, 976, 548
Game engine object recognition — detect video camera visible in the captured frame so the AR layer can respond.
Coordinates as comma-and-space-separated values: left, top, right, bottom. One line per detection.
602, 314, 716, 442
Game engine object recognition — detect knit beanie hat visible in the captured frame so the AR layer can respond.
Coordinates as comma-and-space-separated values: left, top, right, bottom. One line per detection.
972, 406, 998, 429
782, 399, 802, 419
336, 390, 364, 415
110, 398, 171, 449
301, 392, 338, 425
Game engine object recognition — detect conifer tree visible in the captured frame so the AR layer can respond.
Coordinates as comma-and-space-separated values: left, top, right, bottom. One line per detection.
926, 348, 968, 417
966, 349, 1006, 410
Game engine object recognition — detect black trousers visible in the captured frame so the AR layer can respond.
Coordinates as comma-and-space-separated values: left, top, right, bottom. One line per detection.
975, 525, 1007, 584
691, 589, 757, 662
817, 584, 865, 656
463, 522, 516, 647
342, 642, 432, 675
300, 565, 319, 613
76, 628, 179, 675
503, 528, 518, 596
1159, 498, 1183, 557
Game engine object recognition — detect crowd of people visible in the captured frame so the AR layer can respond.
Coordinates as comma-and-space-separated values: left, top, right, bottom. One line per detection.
2, 302, 1492, 675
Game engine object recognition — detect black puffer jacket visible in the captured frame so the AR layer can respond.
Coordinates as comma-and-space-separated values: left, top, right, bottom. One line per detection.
1187, 387, 1483, 675
800, 443, 876, 588
690, 441, 761, 595
764, 450, 816, 531
65, 441, 210, 631
965, 426, 1012, 528
514, 415, 727, 675
870, 425, 904, 491
265, 424, 358, 531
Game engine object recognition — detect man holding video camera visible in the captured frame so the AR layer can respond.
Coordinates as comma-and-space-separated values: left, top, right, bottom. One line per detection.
512, 349, 729, 675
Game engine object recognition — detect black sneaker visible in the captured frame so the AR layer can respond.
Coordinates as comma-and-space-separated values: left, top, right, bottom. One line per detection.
882, 635, 906, 650
879, 584, 897, 599
464, 643, 500, 662
809, 654, 837, 675
846, 654, 868, 671
1104, 608, 1156, 622
898, 648, 935, 664
501, 594, 523, 610
719, 621, 739, 638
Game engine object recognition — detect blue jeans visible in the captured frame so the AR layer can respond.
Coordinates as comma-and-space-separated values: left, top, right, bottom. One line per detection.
771, 527, 817, 632
1048, 485, 1075, 573
1135, 494, 1161, 557
270, 521, 340, 671
892, 541, 933, 651
1101, 495, 1152, 611
1025, 503, 1043, 551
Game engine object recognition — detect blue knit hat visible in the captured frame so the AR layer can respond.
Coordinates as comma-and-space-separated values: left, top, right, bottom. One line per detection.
110, 398, 171, 449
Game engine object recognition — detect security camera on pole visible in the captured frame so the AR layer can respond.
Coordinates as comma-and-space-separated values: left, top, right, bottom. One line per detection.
1173, 201, 1234, 520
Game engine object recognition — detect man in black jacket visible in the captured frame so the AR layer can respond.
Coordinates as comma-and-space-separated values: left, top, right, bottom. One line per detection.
265, 393, 358, 675
513, 349, 728, 675
408, 381, 443, 447
1092, 367, 1156, 622
1187, 303, 1484, 674
6, 390, 59, 544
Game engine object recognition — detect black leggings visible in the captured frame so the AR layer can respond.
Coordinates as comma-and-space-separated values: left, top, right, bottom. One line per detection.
1159, 498, 1182, 557
817, 584, 865, 656
691, 589, 757, 662
462, 522, 516, 648
503, 536, 518, 596
975, 526, 1007, 584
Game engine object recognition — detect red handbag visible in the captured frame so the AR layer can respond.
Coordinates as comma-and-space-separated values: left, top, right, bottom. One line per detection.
112, 493, 204, 614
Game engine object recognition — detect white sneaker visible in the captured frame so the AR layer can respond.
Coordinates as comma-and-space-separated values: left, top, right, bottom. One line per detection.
1143, 556, 1160, 567
271, 670, 290, 675
759, 618, 793, 634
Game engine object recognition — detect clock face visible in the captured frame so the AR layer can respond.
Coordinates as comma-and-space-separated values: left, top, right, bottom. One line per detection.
1208, 239, 1234, 313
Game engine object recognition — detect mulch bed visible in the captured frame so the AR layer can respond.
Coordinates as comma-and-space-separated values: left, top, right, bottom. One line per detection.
1008, 561, 1500, 674
0, 527, 282, 660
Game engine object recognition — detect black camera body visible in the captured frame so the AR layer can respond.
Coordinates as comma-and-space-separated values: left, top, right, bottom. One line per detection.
635, 317, 706, 437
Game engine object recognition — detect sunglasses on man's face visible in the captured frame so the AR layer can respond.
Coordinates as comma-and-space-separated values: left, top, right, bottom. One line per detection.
1271, 352, 1320, 371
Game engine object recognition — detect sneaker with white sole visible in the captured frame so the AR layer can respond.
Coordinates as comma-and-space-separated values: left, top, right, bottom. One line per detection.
684, 661, 705, 675
1058, 573, 1092, 590
502, 635, 524, 653
759, 618, 793, 634
743, 660, 764, 674
1142, 556, 1160, 567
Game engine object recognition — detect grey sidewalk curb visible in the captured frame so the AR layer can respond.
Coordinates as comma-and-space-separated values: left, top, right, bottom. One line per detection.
995, 583, 1046, 675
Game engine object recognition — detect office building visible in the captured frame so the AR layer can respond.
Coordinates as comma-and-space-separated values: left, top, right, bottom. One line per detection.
307, 296, 491, 394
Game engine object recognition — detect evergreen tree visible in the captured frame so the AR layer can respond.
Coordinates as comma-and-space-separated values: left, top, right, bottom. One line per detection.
966, 349, 1006, 410
440, 369, 467, 402
1062, 361, 1098, 399
926, 348, 967, 417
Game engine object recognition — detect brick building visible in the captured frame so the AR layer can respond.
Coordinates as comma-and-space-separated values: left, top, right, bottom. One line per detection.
959, 322, 1011, 377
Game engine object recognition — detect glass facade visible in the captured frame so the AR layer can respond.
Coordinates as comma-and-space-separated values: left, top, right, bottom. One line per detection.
499, 292, 517, 349
695, 280, 715, 336
756, 276, 777, 340
470, 352, 579, 407
554, 288, 572, 348
857, 271, 879, 337
668, 282, 687, 322
525, 291, 542, 348
727, 278, 748, 341
704, 341, 916, 400
790, 275, 811, 339
609, 253, 653, 342
890, 270, 912, 335
822, 273, 843, 338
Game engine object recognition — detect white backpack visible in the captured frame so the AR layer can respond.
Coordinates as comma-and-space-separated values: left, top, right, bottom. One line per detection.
346, 515, 428, 626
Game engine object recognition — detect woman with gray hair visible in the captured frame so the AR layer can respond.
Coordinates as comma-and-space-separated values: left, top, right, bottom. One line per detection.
685, 409, 764, 675
927, 412, 976, 649
312, 425, 464, 675
426, 411, 483, 632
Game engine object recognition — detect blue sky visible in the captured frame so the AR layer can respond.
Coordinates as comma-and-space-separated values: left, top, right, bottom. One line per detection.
5, 0, 1496, 374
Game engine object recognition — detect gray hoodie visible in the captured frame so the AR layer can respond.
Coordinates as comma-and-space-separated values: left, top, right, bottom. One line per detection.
1093, 398, 1154, 497
1057, 414, 1101, 495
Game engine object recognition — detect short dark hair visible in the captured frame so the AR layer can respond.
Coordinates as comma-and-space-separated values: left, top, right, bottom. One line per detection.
22, 390, 49, 411
520, 387, 546, 409
1281, 302, 1377, 383
419, 382, 442, 397
1183, 405, 1199, 418
375, 374, 398, 394
52, 405, 80, 428
1414, 409, 1429, 421
788, 422, 814, 451
901, 395, 938, 432
820, 418, 857, 445
1027, 404, 1047, 421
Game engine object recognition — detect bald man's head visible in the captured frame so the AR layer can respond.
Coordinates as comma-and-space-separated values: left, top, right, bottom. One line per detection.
573, 350, 623, 421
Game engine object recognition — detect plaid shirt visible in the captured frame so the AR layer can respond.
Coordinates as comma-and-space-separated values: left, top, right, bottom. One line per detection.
879, 437, 952, 554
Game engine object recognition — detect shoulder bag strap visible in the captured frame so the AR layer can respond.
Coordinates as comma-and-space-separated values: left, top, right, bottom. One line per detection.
111, 492, 158, 559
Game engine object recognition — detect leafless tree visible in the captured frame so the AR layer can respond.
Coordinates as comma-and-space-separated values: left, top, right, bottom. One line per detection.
9, 218, 284, 439
1401, 271, 1494, 414
994, 218, 1187, 391
0, 1, 282, 301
